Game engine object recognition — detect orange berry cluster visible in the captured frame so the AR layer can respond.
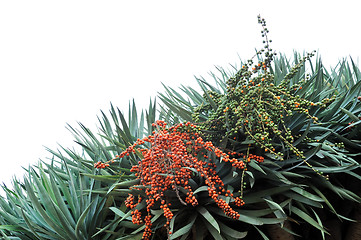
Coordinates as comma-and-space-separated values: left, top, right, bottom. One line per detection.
93, 161, 109, 169
131, 209, 143, 225
99, 120, 261, 239
243, 153, 264, 163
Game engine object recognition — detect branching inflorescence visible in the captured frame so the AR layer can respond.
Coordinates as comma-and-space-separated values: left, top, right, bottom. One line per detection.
95, 120, 264, 239
193, 16, 334, 175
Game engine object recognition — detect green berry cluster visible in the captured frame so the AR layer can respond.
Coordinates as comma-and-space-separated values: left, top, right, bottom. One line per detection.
303, 136, 320, 144
193, 16, 334, 169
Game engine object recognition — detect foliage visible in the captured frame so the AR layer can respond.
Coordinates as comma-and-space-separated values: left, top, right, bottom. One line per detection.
0, 160, 108, 240
1, 15, 361, 240
0, 102, 157, 239
158, 16, 361, 239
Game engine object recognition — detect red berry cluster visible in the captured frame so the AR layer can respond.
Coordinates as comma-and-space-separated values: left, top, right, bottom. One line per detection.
96, 120, 264, 239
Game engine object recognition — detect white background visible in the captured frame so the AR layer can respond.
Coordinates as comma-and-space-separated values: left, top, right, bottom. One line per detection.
1, 1, 360, 191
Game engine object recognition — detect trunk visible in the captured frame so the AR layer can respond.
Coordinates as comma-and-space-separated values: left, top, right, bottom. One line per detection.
345, 203, 361, 240
266, 220, 295, 240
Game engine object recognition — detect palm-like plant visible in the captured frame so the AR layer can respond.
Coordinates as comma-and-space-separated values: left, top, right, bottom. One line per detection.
94, 39, 361, 240
1, 16, 361, 240
158, 19, 361, 239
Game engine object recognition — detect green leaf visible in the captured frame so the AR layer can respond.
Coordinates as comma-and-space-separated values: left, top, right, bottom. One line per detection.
201, 216, 223, 240
320, 180, 361, 202
23, 177, 68, 238
246, 171, 255, 188
116, 233, 143, 240
313, 165, 357, 174
193, 186, 209, 194
20, 209, 46, 240
81, 173, 123, 183
0, 230, 12, 240
309, 185, 338, 216
170, 214, 197, 239
109, 207, 132, 221
284, 192, 323, 208
248, 160, 267, 175
291, 187, 324, 202
197, 206, 220, 233
291, 206, 328, 234
75, 200, 94, 239
112, 179, 140, 189
254, 226, 270, 240
158, 93, 193, 122
340, 107, 360, 122
237, 213, 264, 225
264, 198, 285, 215
196, 78, 218, 111
218, 221, 247, 239
243, 186, 292, 204
48, 172, 77, 232
0, 225, 23, 231
311, 208, 325, 240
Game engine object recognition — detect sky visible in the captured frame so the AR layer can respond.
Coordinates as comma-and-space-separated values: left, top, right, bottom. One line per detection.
0, 1, 360, 190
